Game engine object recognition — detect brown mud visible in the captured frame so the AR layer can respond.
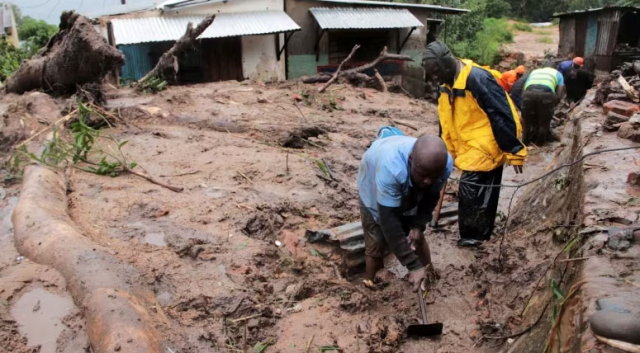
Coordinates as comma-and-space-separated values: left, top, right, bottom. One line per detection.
0, 80, 631, 352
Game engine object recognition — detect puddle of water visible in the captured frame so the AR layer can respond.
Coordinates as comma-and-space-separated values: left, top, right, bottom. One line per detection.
144, 230, 167, 246
0, 197, 18, 239
156, 291, 172, 306
205, 187, 227, 199
11, 288, 75, 353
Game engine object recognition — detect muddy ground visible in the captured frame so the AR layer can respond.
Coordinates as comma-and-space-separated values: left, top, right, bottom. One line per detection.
0, 80, 603, 353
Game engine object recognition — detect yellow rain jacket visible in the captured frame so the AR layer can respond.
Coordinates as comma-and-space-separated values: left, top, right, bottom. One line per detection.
438, 59, 527, 172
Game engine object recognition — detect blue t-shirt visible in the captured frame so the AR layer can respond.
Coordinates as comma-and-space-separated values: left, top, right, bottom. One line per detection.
357, 135, 453, 222
557, 60, 574, 76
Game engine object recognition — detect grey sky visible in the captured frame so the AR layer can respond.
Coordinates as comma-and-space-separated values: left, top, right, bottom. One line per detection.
9, 0, 157, 24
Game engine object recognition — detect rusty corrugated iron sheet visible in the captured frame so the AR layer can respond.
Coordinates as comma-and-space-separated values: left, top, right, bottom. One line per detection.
558, 17, 576, 57
595, 9, 623, 56
575, 14, 588, 57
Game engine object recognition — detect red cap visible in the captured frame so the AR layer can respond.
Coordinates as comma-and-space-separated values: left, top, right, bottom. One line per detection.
573, 57, 584, 66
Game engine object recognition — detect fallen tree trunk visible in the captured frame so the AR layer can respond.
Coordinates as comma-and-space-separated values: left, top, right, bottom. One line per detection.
5, 12, 124, 95
13, 166, 165, 353
303, 46, 412, 92
137, 15, 215, 85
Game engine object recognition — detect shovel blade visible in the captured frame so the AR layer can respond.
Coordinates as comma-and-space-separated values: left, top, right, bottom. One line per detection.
407, 323, 443, 337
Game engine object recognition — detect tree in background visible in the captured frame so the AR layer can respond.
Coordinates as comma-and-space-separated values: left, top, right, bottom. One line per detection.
0, 4, 57, 82
18, 16, 58, 54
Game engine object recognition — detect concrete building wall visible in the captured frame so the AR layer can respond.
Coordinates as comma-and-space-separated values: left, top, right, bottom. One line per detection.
242, 34, 287, 81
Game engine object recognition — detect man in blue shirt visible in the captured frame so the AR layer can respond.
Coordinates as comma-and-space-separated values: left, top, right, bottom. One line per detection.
357, 132, 453, 291
557, 57, 583, 77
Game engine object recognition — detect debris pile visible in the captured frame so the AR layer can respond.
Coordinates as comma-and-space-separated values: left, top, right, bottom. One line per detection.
594, 61, 640, 106
4, 11, 124, 95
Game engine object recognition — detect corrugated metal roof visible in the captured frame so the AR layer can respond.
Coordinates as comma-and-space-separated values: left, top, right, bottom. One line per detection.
310, 7, 423, 30
207, 11, 300, 38
303, 0, 469, 14
111, 11, 300, 45
553, 6, 639, 18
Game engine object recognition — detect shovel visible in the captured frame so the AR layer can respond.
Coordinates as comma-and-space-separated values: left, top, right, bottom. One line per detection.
429, 180, 447, 228
407, 287, 443, 337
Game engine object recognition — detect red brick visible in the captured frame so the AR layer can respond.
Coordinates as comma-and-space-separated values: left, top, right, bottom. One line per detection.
603, 100, 640, 117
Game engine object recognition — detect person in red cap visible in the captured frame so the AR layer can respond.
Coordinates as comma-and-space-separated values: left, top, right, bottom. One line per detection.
557, 57, 584, 77
499, 65, 526, 93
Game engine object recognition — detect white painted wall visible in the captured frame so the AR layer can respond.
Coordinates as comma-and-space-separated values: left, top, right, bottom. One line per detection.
241, 34, 286, 81
164, 0, 283, 16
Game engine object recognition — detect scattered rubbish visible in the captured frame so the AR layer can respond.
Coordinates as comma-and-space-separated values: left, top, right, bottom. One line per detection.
319, 346, 342, 352
15, 256, 24, 262
305, 204, 458, 270
275, 240, 282, 247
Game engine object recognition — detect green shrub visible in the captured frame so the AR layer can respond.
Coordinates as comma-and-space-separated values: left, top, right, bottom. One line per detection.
452, 18, 514, 66
512, 22, 533, 32
0, 38, 30, 81
536, 36, 553, 44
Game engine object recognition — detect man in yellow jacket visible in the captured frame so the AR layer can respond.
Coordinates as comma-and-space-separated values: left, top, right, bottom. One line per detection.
422, 41, 527, 247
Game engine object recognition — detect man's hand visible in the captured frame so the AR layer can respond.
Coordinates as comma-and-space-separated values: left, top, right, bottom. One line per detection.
513, 165, 523, 174
407, 268, 426, 292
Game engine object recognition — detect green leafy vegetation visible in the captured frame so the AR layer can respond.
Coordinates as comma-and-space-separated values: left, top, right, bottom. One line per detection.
20, 102, 137, 177
18, 16, 58, 55
536, 36, 554, 44
511, 22, 533, 32
0, 38, 30, 81
136, 75, 168, 94
450, 18, 514, 66
0, 5, 58, 82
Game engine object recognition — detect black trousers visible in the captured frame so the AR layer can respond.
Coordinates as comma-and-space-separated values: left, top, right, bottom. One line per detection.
459, 166, 503, 241
522, 89, 557, 146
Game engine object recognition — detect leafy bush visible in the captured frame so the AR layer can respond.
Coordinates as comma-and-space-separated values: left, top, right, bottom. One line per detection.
0, 38, 30, 81
536, 36, 554, 44
451, 18, 514, 66
512, 22, 533, 32
18, 16, 58, 56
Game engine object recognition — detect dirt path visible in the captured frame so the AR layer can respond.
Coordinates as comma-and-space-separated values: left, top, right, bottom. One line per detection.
505, 24, 559, 60
1, 80, 586, 352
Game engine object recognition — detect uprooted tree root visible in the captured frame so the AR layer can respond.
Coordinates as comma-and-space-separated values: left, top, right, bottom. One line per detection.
13, 166, 165, 353
4, 11, 124, 95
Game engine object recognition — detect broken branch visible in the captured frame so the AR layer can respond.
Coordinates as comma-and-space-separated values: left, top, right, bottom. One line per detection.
137, 15, 215, 85
307, 46, 412, 92
389, 119, 418, 131
319, 44, 361, 93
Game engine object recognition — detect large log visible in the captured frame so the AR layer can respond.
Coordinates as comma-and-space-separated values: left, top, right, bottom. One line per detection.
13, 166, 165, 353
5, 12, 124, 95
137, 15, 215, 85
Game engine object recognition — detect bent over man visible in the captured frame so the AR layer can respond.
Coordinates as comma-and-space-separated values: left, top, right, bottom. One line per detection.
357, 131, 453, 291
422, 41, 527, 247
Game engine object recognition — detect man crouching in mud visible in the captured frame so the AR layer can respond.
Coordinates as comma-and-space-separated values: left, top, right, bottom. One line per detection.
357, 128, 453, 291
